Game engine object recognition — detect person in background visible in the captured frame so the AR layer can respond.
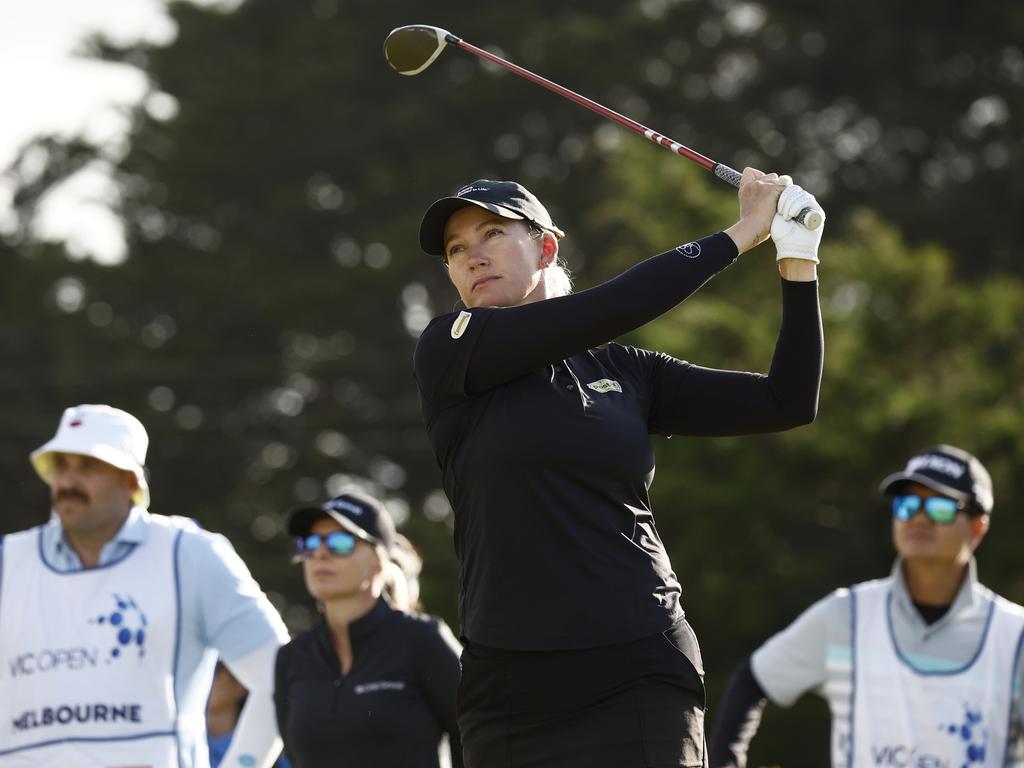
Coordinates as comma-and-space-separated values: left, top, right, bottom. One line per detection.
0, 404, 289, 768
274, 491, 463, 768
708, 444, 1024, 767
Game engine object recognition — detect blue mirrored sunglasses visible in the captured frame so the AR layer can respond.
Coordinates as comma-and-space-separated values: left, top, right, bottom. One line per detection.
891, 494, 963, 525
294, 531, 358, 558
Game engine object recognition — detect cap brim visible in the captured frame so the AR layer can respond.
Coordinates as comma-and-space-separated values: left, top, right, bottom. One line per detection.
418, 197, 525, 256
286, 506, 377, 542
878, 471, 971, 502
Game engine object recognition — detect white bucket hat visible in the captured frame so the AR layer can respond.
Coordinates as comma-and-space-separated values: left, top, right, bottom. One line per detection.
30, 405, 150, 508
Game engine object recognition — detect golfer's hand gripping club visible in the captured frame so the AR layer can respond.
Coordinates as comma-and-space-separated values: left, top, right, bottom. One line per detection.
771, 183, 826, 263
713, 164, 823, 231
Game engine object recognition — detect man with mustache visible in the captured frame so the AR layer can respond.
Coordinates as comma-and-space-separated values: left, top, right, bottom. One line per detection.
0, 404, 289, 768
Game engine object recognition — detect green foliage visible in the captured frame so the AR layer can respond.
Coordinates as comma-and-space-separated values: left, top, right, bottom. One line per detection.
3, 2, 1023, 764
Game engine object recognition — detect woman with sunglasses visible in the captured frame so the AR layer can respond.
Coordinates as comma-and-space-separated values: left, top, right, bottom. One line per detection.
273, 492, 463, 768
709, 444, 1024, 767
413, 170, 825, 767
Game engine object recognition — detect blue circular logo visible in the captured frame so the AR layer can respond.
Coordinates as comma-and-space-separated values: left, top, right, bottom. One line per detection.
92, 594, 148, 662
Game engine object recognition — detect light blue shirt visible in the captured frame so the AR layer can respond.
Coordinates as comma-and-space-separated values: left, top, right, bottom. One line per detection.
0, 507, 288, 768
752, 559, 1024, 765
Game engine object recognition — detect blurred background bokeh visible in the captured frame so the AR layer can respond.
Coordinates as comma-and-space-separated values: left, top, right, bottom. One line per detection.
2, 1, 1022, 764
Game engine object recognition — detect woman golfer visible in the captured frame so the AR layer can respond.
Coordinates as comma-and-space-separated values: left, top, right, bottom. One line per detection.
413, 168, 824, 767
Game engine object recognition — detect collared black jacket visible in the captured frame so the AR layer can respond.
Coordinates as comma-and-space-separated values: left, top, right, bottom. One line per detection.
274, 599, 463, 767
414, 232, 823, 650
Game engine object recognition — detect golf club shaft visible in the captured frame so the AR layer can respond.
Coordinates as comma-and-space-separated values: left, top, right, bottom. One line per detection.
452, 36, 718, 171
447, 33, 819, 230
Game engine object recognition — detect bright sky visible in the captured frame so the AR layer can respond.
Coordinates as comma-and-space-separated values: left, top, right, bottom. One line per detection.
0, 0, 199, 263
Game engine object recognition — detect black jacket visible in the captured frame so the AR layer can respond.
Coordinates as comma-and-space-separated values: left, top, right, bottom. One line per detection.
274, 599, 463, 768
414, 232, 822, 649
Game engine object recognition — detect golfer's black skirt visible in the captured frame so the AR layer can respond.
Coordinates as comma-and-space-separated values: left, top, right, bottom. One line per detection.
457, 617, 707, 768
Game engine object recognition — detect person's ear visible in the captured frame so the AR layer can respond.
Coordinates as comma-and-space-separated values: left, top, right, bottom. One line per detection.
969, 514, 989, 550
369, 548, 386, 578
539, 232, 558, 269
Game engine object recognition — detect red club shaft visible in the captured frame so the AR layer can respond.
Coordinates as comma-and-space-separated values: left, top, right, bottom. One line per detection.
451, 36, 717, 171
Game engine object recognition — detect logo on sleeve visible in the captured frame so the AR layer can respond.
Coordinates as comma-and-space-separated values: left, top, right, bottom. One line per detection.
675, 241, 701, 259
451, 310, 472, 339
586, 379, 622, 394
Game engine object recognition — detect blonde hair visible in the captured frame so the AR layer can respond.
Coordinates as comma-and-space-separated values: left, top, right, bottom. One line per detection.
377, 534, 422, 612
544, 258, 574, 298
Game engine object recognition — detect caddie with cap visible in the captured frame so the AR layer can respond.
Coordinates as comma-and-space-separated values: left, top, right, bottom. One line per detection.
709, 444, 1024, 767
0, 404, 290, 768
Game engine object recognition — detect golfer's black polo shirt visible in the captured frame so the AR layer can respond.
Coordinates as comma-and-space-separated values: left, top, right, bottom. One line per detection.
414, 232, 822, 650
274, 599, 463, 768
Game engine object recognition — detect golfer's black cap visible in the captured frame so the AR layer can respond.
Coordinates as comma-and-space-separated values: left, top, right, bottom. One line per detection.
419, 179, 565, 257
287, 491, 397, 548
879, 444, 993, 516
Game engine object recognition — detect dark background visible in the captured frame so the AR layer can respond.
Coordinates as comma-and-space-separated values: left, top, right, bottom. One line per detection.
3, 1, 1022, 764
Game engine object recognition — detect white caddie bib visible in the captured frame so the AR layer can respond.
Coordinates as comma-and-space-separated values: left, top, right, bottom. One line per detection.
849, 578, 1024, 768
0, 518, 183, 767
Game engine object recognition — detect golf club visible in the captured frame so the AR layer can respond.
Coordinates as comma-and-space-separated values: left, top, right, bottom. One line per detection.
384, 24, 823, 231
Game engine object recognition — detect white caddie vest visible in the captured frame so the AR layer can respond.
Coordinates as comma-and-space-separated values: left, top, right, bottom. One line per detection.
0, 518, 183, 767
849, 578, 1024, 768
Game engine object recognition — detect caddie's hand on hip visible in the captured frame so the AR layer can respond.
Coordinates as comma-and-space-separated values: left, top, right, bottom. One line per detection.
725, 168, 789, 255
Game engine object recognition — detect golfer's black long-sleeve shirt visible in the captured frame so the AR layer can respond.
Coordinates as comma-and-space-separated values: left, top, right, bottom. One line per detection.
274, 599, 463, 768
414, 232, 823, 650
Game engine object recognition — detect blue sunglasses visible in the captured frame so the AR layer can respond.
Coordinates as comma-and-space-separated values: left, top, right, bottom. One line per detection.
891, 494, 964, 525
294, 531, 359, 558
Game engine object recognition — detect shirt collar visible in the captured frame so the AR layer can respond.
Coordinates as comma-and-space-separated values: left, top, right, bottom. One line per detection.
889, 557, 978, 625
112, 506, 151, 545
51, 505, 151, 551
314, 597, 394, 648
349, 597, 393, 640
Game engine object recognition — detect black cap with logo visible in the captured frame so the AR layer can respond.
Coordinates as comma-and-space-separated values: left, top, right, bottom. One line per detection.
419, 179, 565, 257
287, 491, 397, 549
879, 444, 993, 516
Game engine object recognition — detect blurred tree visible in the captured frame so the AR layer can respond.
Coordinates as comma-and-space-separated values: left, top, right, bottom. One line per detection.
2, 2, 1022, 764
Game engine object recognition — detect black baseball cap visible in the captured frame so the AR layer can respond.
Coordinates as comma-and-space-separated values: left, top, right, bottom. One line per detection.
287, 491, 397, 549
879, 444, 993, 516
419, 179, 565, 257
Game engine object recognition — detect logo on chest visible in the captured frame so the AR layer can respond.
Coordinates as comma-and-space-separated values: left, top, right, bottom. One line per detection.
90, 593, 149, 662
586, 378, 622, 394
354, 680, 406, 695
6, 593, 149, 679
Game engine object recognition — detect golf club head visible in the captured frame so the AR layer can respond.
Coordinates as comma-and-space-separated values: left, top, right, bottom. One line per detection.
384, 25, 452, 76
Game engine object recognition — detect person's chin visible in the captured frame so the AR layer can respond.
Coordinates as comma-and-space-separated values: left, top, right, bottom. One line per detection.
471, 279, 506, 304
899, 541, 939, 559
309, 583, 339, 601
54, 501, 87, 519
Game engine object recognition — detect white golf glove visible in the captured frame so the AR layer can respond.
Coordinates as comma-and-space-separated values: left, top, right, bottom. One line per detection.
771, 183, 825, 263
